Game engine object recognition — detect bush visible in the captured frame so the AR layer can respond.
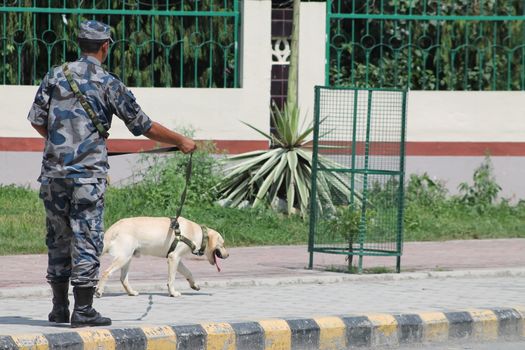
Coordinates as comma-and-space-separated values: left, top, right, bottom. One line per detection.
457, 155, 502, 213
402, 156, 525, 241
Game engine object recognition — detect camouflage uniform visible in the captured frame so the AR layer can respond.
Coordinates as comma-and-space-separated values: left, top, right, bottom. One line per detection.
39, 177, 107, 286
28, 21, 152, 287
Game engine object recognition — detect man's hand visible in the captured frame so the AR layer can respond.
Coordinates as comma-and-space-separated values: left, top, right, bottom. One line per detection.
178, 136, 197, 154
144, 121, 197, 154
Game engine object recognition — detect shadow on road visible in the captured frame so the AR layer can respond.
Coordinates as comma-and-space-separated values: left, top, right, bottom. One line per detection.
0, 316, 68, 328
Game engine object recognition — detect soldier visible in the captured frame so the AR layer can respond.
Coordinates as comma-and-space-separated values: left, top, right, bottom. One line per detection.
28, 20, 196, 328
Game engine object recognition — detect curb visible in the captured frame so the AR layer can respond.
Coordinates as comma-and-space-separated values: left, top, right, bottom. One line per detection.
1, 307, 524, 349
2, 267, 525, 299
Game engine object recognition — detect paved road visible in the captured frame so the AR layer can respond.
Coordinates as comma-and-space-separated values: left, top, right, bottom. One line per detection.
1, 239, 524, 350
1, 275, 524, 336
2, 240, 525, 290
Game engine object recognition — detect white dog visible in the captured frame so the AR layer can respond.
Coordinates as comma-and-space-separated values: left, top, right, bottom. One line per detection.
95, 216, 229, 297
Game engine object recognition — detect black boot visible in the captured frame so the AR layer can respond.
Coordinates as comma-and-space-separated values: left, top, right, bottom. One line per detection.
48, 281, 70, 323
71, 286, 111, 328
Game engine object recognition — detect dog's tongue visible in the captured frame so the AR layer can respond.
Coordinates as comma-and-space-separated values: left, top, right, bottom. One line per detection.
214, 253, 221, 272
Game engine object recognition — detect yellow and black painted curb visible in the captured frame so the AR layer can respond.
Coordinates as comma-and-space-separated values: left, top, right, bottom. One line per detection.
0, 307, 523, 349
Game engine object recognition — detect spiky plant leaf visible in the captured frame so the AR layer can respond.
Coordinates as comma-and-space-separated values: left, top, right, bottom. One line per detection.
240, 121, 276, 143
216, 102, 361, 216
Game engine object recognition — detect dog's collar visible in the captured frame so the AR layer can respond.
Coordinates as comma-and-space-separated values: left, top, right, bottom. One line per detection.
166, 219, 208, 257
198, 225, 208, 256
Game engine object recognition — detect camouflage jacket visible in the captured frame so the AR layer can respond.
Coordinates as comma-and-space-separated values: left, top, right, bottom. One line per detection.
28, 55, 152, 179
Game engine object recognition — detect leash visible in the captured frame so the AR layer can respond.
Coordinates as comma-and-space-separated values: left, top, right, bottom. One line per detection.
166, 153, 203, 257
172, 151, 193, 226
108, 146, 180, 156
107, 142, 198, 256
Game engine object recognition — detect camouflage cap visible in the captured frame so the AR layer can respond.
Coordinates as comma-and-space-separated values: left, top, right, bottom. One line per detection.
78, 20, 113, 42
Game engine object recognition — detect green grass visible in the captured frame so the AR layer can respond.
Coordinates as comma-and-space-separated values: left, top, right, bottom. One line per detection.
2, 155, 524, 255
105, 185, 309, 247
2, 183, 525, 255
0, 184, 310, 255
404, 200, 525, 241
0, 185, 46, 255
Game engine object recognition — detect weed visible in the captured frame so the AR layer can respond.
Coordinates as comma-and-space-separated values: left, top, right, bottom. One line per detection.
457, 154, 502, 213
325, 264, 394, 274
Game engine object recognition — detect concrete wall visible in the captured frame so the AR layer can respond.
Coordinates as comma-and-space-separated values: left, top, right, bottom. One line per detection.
408, 91, 525, 142
297, 1, 326, 121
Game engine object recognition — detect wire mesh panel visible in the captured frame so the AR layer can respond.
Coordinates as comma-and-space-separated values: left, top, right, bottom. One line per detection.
308, 86, 407, 273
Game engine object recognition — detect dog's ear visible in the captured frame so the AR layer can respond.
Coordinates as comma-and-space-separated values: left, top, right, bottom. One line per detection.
208, 229, 219, 250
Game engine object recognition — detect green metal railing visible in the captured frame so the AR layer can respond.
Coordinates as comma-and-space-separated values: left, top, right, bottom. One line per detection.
0, 0, 239, 87
327, 0, 525, 90
309, 86, 407, 273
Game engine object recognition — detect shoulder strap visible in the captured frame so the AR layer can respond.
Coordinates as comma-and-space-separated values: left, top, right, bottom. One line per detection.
62, 63, 109, 139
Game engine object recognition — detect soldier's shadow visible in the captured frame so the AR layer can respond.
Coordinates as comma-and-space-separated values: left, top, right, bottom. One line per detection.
0, 316, 69, 328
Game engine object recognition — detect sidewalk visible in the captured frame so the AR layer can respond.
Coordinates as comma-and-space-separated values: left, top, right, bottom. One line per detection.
1, 239, 524, 348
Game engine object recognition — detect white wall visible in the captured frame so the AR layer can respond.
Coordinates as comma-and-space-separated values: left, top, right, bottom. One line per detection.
297, 1, 326, 122
407, 91, 525, 142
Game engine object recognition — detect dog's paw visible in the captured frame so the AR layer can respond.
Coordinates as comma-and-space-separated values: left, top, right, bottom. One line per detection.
186, 278, 200, 291
127, 290, 139, 296
169, 290, 182, 297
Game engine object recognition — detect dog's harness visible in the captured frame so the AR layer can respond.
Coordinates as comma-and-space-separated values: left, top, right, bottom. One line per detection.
166, 222, 208, 257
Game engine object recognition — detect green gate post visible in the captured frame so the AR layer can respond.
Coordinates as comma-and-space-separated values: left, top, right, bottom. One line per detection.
308, 86, 322, 270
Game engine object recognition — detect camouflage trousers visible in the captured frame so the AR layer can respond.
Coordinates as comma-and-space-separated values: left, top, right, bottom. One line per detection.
39, 177, 106, 287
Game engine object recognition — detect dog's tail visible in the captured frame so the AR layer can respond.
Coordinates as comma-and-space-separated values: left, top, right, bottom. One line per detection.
102, 219, 122, 255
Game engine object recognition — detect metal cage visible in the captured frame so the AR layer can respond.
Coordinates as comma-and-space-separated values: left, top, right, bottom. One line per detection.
308, 86, 407, 273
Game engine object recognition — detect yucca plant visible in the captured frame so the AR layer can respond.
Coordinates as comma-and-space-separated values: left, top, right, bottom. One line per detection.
215, 103, 360, 217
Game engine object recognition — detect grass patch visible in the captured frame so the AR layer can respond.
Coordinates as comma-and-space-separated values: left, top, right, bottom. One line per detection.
404, 200, 525, 241
2, 154, 524, 255
0, 185, 46, 255
2, 183, 525, 255
0, 184, 309, 255
326, 265, 395, 274
105, 184, 309, 247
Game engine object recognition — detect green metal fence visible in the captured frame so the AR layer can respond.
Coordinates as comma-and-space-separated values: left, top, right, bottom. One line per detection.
327, 0, 525, 90
308, 86, 407, 273
0, 0, 239, 87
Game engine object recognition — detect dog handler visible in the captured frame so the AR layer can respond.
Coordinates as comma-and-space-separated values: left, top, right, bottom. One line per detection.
27, 20, 196, 328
